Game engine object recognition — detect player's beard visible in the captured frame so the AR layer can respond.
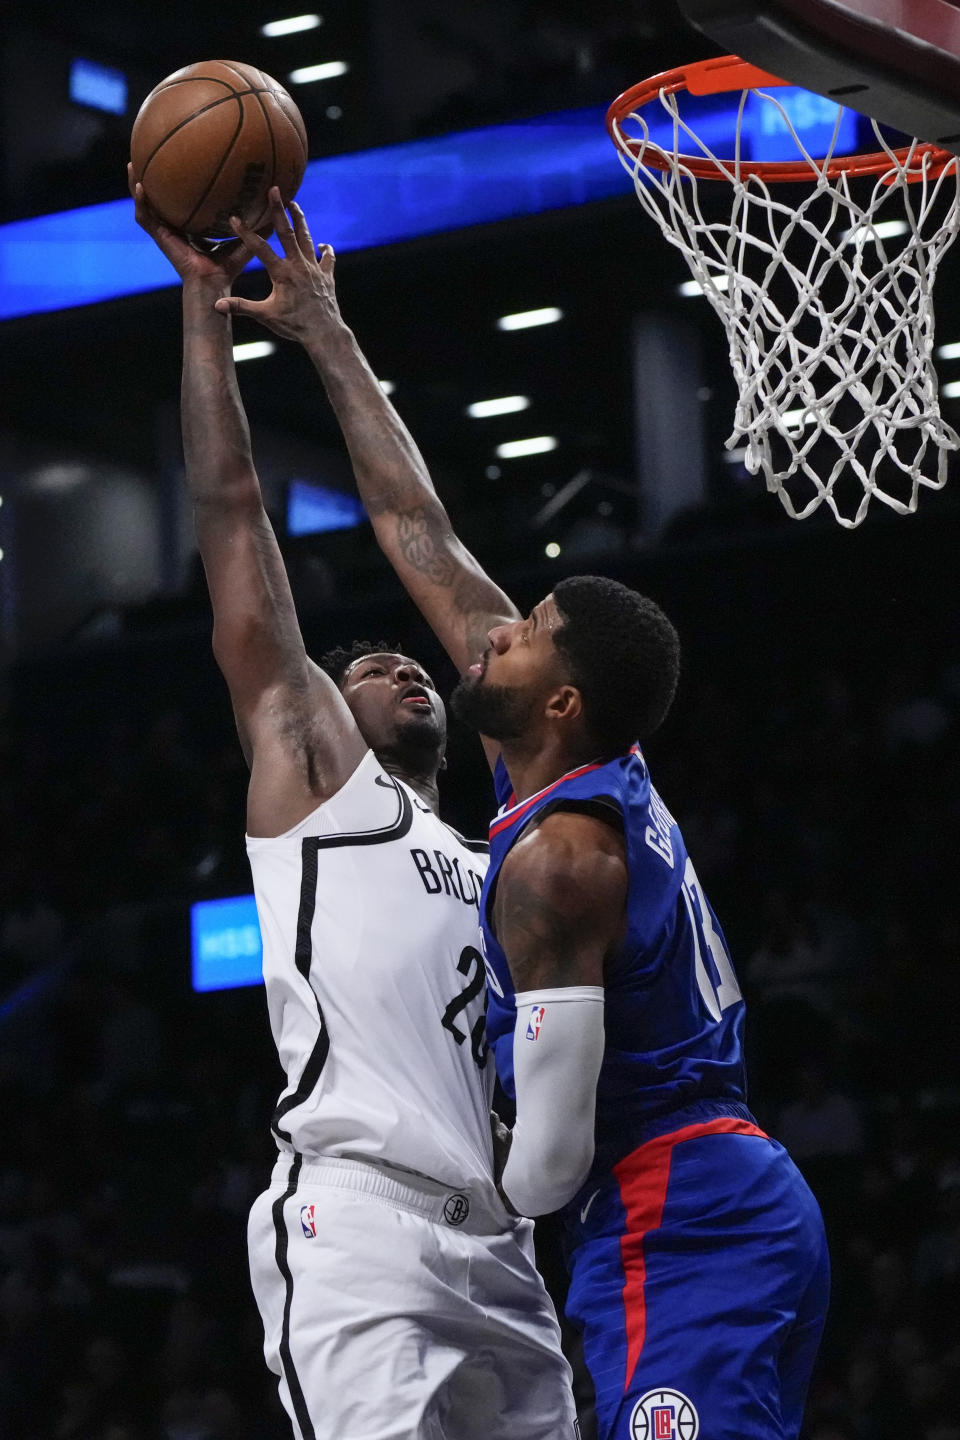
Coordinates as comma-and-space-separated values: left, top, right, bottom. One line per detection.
392, 705, 446, 766
450, 675, 536, 740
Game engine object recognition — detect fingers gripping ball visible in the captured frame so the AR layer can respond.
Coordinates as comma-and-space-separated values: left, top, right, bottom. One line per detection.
130, 60, 307, 237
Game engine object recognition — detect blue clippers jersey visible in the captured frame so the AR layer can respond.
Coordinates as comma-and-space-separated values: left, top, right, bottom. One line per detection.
481, 747, 748, 1173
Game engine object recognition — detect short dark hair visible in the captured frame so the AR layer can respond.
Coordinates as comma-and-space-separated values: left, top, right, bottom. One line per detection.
552, 575, 680, 755
319, 639, 400, 688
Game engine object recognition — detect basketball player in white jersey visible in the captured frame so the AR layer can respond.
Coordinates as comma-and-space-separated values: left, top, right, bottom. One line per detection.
131, 178, 577, 1440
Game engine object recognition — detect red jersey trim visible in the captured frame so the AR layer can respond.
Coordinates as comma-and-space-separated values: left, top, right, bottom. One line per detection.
613, 1116, 768, 1393
490, 745, 643, 840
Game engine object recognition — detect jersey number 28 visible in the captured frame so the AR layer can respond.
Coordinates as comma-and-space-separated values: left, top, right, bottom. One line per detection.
441, 945, 489, 1068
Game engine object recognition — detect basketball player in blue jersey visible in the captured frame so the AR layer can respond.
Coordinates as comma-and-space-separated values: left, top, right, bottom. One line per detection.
130, 175, 578, 1440
216, 188, 831, 1440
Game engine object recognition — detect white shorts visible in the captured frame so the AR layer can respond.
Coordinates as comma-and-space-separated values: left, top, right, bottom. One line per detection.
248, 1154, 578, 1440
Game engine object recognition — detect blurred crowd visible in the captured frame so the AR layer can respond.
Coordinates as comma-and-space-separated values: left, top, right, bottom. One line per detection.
1, 543, 959, 1440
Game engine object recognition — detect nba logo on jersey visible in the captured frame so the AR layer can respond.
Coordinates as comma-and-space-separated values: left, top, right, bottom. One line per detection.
525, 1004, 545, 1040
299, 1204, 317, 1239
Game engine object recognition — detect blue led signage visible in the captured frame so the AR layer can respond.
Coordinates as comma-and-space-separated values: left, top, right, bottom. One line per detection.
70, 59, 128, 116
191, 894, 263, 993
287, 479, 366, 536
0, 94, 859, 322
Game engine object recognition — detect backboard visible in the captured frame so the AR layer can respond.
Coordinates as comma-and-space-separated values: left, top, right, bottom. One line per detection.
677, 0, 960, 153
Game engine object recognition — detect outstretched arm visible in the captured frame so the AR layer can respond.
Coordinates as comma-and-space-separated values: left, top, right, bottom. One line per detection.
131, 176, 365, 835
215, 192, 522, 688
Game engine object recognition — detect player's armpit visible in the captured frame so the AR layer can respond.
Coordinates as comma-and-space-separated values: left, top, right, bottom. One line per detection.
243, 664, 369, 836
492, 809, 629, 992
199, 505, 367, 828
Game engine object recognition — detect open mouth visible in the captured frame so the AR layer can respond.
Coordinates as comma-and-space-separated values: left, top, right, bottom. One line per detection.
400, 688, 431, 708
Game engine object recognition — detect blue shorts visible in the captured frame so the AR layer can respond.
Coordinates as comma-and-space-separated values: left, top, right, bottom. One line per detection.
563, 1117, 829, 1440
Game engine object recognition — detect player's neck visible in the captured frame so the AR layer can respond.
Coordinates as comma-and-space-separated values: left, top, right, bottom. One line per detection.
498, 737, 591, 804
377, 755, 441, 814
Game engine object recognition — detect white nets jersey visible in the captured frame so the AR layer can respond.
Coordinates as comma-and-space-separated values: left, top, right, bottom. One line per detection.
245, 750, 496, 1204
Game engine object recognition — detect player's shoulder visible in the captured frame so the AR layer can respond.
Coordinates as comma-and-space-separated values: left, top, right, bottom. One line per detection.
252, 748, 414, 844
506, 808, 628, 916
553, 744, 648, 804
529, 806, 627, 868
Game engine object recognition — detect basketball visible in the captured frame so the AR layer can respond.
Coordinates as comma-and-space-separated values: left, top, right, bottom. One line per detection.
129, 60, 308, 237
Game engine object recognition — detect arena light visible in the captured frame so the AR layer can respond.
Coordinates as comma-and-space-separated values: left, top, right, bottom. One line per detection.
545, 542, 561, 557
495, 436, 557, 459
233, 340, 276, 362
261, 14, 322, 37
937, 342, 960, 360
288, 60, 349, 84
379, 379, 395, 395
842, 218, 910, 243
940, 379, 960, 398
467, 395, 530, 418
867, 219, 909, 239
678, 275, 730, 297
781, 407, 816, 430
497, 307, 563, 331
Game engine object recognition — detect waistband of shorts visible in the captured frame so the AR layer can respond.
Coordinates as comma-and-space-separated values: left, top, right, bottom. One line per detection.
270, 1152, 515, 1236
596, 1097, 759, 1163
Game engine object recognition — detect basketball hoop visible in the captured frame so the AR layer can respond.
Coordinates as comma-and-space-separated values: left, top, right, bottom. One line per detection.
607, 56, 960, 527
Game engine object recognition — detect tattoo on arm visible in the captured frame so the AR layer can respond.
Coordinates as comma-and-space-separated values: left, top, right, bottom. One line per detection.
396, 507, 457, 588
496, 876, 586, 991
394, 506, 514, 631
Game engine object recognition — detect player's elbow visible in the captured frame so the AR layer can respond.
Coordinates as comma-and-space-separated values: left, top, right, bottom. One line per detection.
503, 1126, 595, 1217
210, 611, 279, 687
541, 1136, 595, 1214
211, 612, 260, 670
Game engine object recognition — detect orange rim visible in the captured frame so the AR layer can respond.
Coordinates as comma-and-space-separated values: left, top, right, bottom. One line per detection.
606, 55, 955, 183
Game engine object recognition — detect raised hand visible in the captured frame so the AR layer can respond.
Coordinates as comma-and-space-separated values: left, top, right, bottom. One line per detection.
212, 186, 341, 343
128, 162, 255, 288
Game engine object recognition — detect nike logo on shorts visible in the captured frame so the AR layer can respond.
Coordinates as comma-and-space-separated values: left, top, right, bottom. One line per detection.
579, 1188, 601, 1224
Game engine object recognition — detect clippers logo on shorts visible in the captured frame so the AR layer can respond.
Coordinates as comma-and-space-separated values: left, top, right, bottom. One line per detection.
299, 1204, 317, 1239
443, 1193, 470, 1226
525, 1004, 545, 1040
629, 1390, 699, 1440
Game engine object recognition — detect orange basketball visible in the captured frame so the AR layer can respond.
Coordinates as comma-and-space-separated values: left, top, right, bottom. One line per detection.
130, 60, 308, 237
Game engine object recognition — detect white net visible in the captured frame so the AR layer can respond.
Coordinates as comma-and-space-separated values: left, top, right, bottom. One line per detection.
611, 85, 960, 527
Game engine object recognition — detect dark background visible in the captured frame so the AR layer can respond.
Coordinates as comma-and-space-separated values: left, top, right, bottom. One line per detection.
1, 4, 959, 1438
